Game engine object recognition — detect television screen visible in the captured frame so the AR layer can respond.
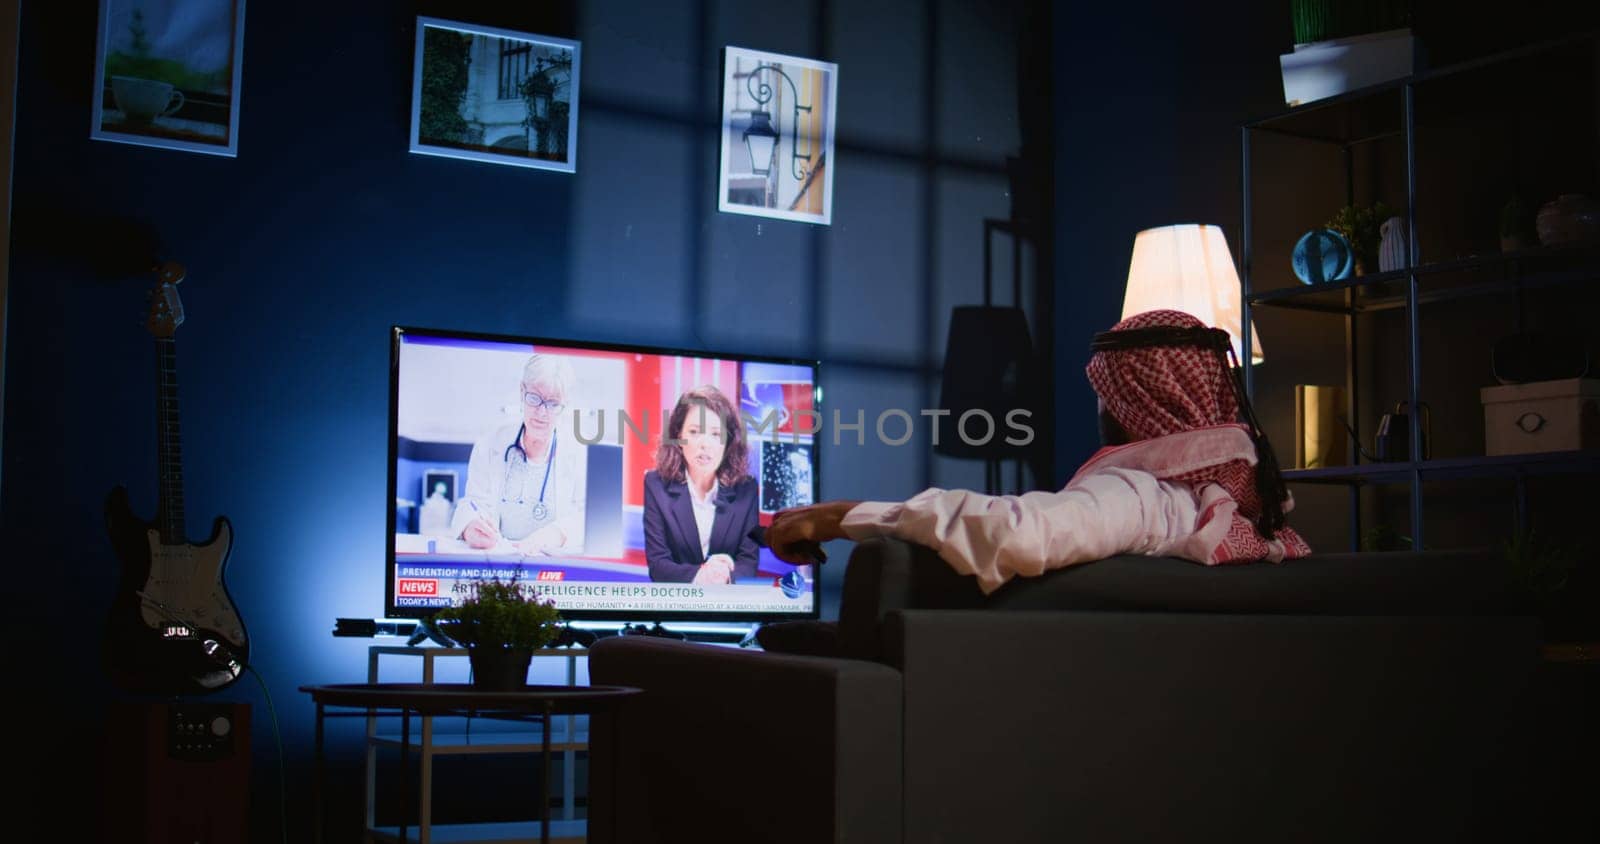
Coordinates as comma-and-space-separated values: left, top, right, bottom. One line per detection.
387, 326, 821, 621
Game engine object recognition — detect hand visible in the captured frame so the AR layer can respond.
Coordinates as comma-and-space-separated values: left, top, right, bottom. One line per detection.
515, 523, 567, 556
765, 500, 859, 565
706, 553, 736, 579
692, 555, 734, 585
462, 517, 500, 549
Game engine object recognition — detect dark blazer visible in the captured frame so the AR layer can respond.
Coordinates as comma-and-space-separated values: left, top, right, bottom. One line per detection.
642, 470, 761, 583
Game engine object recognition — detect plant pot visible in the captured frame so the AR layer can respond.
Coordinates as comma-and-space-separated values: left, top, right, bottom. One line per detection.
1500, 233, 1531, 253
467, 647, 534, 691
1280, 29, 1415, 106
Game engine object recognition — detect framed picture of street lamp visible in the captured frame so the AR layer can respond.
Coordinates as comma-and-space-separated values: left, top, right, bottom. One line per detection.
717, 46, 838, 225
90, 0, 247, 156
409, 17, 581, 173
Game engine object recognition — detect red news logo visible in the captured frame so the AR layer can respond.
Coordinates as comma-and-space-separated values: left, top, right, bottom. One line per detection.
536, 570, 565, 581
398, 579, 438, 596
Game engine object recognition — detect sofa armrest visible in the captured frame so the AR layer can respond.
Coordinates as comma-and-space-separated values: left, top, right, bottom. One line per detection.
837, 536, 983, 659
587, 636, 902, 844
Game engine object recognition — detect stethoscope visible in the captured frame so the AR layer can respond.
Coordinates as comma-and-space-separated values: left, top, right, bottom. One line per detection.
502, 424, 557, 521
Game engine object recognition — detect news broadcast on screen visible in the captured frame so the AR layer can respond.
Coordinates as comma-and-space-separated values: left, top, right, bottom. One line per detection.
388, 326, 820, 621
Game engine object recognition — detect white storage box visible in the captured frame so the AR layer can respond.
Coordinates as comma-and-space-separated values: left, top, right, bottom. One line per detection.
1480, 378, 1600, 456
1279, 28, 1417, 107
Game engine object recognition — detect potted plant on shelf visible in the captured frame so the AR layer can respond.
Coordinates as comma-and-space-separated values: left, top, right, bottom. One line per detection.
433, 576, 562, 690
1281, 0, 1416, 106
1503, 528, 1586, 641
1360, 524, 1413, 552
1290, 0, 1413, 46
1326, 201, 1395, 276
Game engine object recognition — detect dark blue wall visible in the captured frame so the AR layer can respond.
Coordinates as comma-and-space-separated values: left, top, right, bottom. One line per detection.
4, 0, 1041, 836
1051, 0, 1294, 474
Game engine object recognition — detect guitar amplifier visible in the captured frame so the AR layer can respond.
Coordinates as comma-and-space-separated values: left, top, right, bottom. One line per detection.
103, 701, 251, 844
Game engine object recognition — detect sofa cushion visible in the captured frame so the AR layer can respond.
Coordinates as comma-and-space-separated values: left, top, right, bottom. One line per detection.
829, 538, 1523, 659
983, 548, 1521, 614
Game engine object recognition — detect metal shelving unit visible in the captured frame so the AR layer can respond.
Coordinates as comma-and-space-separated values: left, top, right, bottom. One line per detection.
1274, 450, 1600, 485
1248, 244, 1600, 313
1239, 31, 1600, 551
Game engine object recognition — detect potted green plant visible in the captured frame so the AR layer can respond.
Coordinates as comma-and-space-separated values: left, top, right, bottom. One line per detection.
1360, 524, 1412, 552
1290, 0, 1413, 45
1503, 528, 1581, 639
1327, 201, 1394, 275
433, 576, 563, 690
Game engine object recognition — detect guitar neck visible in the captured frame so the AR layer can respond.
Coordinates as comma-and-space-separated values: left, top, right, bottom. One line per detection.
155, 337, 186, 544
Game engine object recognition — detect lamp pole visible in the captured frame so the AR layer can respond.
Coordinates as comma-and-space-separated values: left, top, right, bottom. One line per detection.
742, 63, 813, 182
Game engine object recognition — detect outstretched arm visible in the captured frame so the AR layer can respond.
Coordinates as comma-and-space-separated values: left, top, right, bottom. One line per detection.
764, 500, 860, 565
767, 469, 1201, 594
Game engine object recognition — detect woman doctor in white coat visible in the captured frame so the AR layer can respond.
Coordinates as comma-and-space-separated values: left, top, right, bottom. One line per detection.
450, 353, 586, 555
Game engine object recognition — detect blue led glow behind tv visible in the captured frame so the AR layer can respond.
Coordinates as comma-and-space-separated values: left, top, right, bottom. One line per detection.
387, 326, 822, 622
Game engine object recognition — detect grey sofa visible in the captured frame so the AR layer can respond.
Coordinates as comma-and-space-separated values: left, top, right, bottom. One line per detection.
587, 538, 1541, 843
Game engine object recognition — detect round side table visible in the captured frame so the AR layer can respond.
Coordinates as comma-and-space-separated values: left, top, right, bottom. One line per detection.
300, 682, 641, 844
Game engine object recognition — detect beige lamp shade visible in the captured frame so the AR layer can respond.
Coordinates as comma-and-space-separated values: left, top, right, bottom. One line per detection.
1121, 223, 1264, 365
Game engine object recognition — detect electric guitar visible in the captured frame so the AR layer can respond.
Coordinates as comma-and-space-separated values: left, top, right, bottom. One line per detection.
104, 262, 249, 695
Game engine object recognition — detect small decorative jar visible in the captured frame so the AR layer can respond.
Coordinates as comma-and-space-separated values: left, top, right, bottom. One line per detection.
1536, 194, 1600, 247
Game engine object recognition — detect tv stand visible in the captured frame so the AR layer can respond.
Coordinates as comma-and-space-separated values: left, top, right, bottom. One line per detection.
405, 617, 455, 647
618, 622, 687, 640
615, 622, 757, 644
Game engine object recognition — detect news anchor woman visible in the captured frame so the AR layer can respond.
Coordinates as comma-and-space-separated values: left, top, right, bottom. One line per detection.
643, 386, 761, 584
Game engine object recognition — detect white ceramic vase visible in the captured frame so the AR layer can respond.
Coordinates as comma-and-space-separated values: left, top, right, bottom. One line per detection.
1378, 216, 1407, 272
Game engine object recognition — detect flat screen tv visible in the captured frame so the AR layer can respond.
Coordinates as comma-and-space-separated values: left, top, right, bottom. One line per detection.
387, 326, 821, 622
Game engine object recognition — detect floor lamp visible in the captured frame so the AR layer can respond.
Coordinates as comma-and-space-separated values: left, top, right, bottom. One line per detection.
936, 218, 1036, 495
1121, 224, 1262, 366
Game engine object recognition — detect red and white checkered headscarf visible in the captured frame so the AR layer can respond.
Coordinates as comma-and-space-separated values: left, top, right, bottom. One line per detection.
1085, 309, 1311, 563
1084, 310, 1238, 438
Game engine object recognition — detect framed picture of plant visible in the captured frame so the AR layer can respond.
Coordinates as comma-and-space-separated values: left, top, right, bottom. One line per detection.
421, 470, 457, 505
409, 17, 581, 173
91, 0, 247, 156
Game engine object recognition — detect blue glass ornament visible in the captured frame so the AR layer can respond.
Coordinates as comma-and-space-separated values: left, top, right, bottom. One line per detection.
1292, 228, 1354, 284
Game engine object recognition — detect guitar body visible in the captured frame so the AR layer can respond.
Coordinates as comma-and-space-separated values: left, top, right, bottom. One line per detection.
105, 486, 249, 695
103, 262, 249, 696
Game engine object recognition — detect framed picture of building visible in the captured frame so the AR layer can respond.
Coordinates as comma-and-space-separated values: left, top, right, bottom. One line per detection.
91, 0, 247, 156
718, 46, 838, 225
409, 17, 581, 173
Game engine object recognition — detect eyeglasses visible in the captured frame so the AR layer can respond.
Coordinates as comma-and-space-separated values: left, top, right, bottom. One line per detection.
522, 392, 565, 413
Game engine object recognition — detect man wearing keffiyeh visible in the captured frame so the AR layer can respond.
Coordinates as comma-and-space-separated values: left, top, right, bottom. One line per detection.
766, 309, 1311, 593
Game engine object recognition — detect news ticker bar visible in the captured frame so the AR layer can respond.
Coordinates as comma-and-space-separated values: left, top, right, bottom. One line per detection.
394, 575, 813, 613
